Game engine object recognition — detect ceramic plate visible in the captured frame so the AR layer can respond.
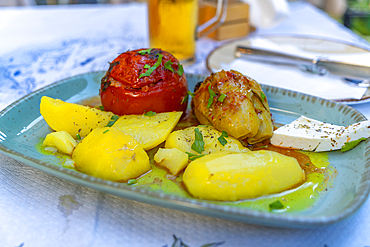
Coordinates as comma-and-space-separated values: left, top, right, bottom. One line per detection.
0, 71, 369, 228
207, 35, 370, 104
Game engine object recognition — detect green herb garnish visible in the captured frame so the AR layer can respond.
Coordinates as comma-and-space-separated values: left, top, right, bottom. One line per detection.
181, 91, 195, 104
137, 48, 152, 55
191, 128, 205, 154
261, 92, 266, 102
341, 137, 367, 152
143, 111, 156, 117
127, 179, 137, 185
181, 94, 189, 105
269, 200, 284, 210
106, 115, 119, 127
139, 54, 163, 78
144, 64, 150, 69
103, 129, 109, 134
76, 133, 81, 140
207, 85, 216, 108
98, 105, 104, 111
188, 91, 195, 97
218, 131, 228, 146
259, 145, 268, 148
164, 60, 175, 73
177, 63, 184, 76
186, 152, 206, 161
218, 93, 227, 102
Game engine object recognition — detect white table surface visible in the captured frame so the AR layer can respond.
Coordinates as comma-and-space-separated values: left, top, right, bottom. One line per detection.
1, 2, 370, 246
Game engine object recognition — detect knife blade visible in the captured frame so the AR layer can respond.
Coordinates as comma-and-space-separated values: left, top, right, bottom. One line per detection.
235, 46, 370, 80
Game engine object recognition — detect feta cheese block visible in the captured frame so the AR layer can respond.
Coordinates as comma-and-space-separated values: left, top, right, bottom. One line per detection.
270, 116, 370, 152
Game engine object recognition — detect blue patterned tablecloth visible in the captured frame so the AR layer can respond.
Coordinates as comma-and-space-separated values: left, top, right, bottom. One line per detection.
1, 2, 370, 247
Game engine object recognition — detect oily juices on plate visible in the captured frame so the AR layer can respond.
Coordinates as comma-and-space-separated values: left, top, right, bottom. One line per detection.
38, 97, 333, 212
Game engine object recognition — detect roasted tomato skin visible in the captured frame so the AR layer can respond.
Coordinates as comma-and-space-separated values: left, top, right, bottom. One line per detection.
100, 48, 188, 115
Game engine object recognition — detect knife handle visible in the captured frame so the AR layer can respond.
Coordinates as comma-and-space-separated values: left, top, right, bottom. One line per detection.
235, 46, 313, 66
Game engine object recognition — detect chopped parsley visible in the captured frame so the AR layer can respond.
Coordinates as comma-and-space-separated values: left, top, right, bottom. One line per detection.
164, 60, 184, 76
144, 64, 151, 69
139, 54, 163, 78
341, 137, 367, 152
106, 115, 119, 127
191, 128, 205, 154
181, 94, 189, 105
127, 179, 137, 185
143, 111, 156, 117
103, 129, 110, 134
207, 85, 216, 108
164, 60, 175, 73
181, 91, 195, 104
269, 200, 284, 210
186, 152, 206, 161
187, 91, 195, 97
76, 133, 81, 140
218, 93, 227, 102
137, 48, 152, 55
218, 131, 228, 146
261, 92, 266, 102
177, 63, 184, 76
98, 105, 104, 111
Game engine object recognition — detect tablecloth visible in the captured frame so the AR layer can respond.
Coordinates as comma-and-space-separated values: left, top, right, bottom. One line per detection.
1, 2, 370, 247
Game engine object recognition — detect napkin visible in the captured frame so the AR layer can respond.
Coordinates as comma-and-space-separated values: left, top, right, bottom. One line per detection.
219, 37, 368, 101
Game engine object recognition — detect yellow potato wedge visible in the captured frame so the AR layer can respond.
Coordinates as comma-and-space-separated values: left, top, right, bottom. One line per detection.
43, 131, 77, 155
112, 111, 182, 150
72, 127, 150, 182
165, 125, 249, 155
40, 96, 115, 138
154, 148, 189, 175
183, 150, 305, 201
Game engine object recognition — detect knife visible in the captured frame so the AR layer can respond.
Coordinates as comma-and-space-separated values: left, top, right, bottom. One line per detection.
235, 46, 370, 80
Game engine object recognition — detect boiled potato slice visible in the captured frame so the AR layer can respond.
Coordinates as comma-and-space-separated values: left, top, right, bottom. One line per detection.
43, 131, 77, 155
112, 112, 182, 150
154, 148, 188, 175
165, 125, 249, 155
40, 96, 115, 138
183, 150, 305, 201
72, 127, 150, 182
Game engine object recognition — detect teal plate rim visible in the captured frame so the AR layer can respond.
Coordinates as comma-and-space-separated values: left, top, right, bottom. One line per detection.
0, 71, 369, 228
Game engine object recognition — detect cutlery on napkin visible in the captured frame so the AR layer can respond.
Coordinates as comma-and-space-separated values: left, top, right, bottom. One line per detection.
219, 37, 369, 101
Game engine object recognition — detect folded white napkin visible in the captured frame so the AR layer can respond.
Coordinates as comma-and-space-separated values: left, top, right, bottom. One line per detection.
219, 37, 368, 101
